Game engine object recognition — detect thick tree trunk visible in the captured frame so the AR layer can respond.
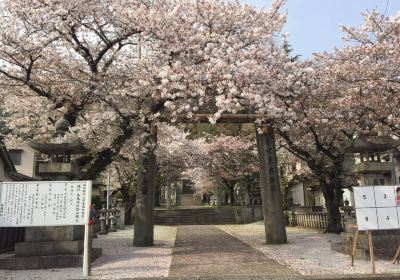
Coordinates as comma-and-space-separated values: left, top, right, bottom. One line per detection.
256, 123, 287, 244
325, 199, 342, 233
134, 124, 157, 247
320, 178, 343, 233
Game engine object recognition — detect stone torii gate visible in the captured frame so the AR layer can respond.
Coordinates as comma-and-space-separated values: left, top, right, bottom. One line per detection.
134, 114, 287, 246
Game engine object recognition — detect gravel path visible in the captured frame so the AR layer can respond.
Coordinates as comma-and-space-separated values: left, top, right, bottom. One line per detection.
217, 222, 400, 276
0, 225, 177, 280
169, 225, 297, 278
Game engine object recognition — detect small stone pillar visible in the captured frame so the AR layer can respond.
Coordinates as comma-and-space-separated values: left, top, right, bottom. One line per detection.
109, 208, 117, 232
99, 205, 108, 235
118, 201, 125, 230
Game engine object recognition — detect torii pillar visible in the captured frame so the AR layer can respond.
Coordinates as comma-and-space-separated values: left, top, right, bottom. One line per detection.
256, 123, 287, 244
133, 114, 287, 246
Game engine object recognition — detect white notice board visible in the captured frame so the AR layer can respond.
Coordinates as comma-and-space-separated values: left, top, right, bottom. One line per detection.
0, 181, 92, 227
354, 185, 400, 231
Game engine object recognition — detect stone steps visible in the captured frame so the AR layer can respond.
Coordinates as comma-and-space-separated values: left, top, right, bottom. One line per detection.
155, 208, 237, 225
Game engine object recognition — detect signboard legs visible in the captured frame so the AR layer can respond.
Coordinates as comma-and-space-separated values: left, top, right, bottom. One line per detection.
350, 227, 375, 274
351, 229, 359, 266
83, 180, 92, 277
392, 245, 400, 264
367, 231, 375, 274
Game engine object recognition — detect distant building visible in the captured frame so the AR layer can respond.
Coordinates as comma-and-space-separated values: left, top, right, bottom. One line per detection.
0, 142, 33, 182
288, 173, 325, 212
6, 142, 41, 180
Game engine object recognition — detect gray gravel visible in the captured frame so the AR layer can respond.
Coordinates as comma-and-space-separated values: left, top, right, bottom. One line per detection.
0, 225, 177, 280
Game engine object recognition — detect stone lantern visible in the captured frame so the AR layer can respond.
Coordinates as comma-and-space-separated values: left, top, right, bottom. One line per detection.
332, 135, 400, 260
0, 116, 102, 269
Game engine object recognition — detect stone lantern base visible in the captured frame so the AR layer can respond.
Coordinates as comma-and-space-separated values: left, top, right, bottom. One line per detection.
0, 226, 102, 269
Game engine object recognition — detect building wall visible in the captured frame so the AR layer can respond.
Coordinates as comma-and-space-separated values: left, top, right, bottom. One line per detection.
314, 190, 325, 207
0, 158, 13, 182
7, 144, 38, 179
292, 182, 305, 206
358, 174, 389, 186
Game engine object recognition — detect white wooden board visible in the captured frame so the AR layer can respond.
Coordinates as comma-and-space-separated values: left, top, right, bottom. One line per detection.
0, 181, 91, 227
353, 187, 376, 208
355, 207, 379, 230
374, 185, 396, 208
376, 207, 399, 230
354, 186, 400, 230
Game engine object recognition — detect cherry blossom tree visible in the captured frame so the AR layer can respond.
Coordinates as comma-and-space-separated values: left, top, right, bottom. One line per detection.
0, 0, 294, 245
325, 10, 400, 136
0, 0, 148, 178
278, 10, 400, 232
274, 57, 359, 233
204, 134, 258, 205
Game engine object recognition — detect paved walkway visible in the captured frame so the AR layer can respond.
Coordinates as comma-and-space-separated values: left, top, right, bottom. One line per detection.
169, 225, 298, 278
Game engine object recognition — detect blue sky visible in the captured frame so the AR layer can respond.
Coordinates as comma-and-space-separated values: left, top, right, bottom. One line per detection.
244, 0, 400, 58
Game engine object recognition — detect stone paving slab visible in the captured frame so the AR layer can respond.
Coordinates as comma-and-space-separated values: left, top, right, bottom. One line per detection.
168, 225, 298, 278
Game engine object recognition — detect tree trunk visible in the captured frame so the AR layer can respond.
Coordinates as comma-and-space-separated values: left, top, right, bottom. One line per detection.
325, 199, 342, 233
243, 182, 250, 206
320, 178, 343, 233
154, 178, 161, 207
166, 181, 171, 209
256, 123, 287, 244
216, 176, 222, 208
125, 195, 135, 225
229, 184, 235, 206
134, 124, 157, 247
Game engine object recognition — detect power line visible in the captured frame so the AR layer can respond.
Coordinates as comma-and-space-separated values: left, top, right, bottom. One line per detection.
384, 0, 390, 16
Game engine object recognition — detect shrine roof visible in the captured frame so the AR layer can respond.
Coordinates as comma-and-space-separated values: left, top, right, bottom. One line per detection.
29, 139, 89, 154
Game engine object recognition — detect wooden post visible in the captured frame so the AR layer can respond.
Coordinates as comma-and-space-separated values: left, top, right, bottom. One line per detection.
256, 123, 287, 244
351, 229, 359, 266
392, 245, 400, 264
367, 231, 375, 274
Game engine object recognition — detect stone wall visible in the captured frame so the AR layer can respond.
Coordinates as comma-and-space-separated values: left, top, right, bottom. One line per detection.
0, 227, 25, 253
232, 206, 264, 224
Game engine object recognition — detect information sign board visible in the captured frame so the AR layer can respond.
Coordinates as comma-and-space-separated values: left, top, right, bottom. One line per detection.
0, 181, 91, 227
354, 185, 400, 231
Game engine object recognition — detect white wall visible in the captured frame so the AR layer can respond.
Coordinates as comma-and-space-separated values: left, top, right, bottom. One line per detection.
6, 143, 38, 178
343, 188, 354, 207
292, 182, 305, 206
314, 190, 325, 207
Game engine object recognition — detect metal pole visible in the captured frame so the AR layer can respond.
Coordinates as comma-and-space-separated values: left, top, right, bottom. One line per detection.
83, 180, 92, 277
106, 166, 110, 225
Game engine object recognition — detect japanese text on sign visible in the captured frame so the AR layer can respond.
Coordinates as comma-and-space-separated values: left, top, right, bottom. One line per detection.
0, 181, 90, 227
